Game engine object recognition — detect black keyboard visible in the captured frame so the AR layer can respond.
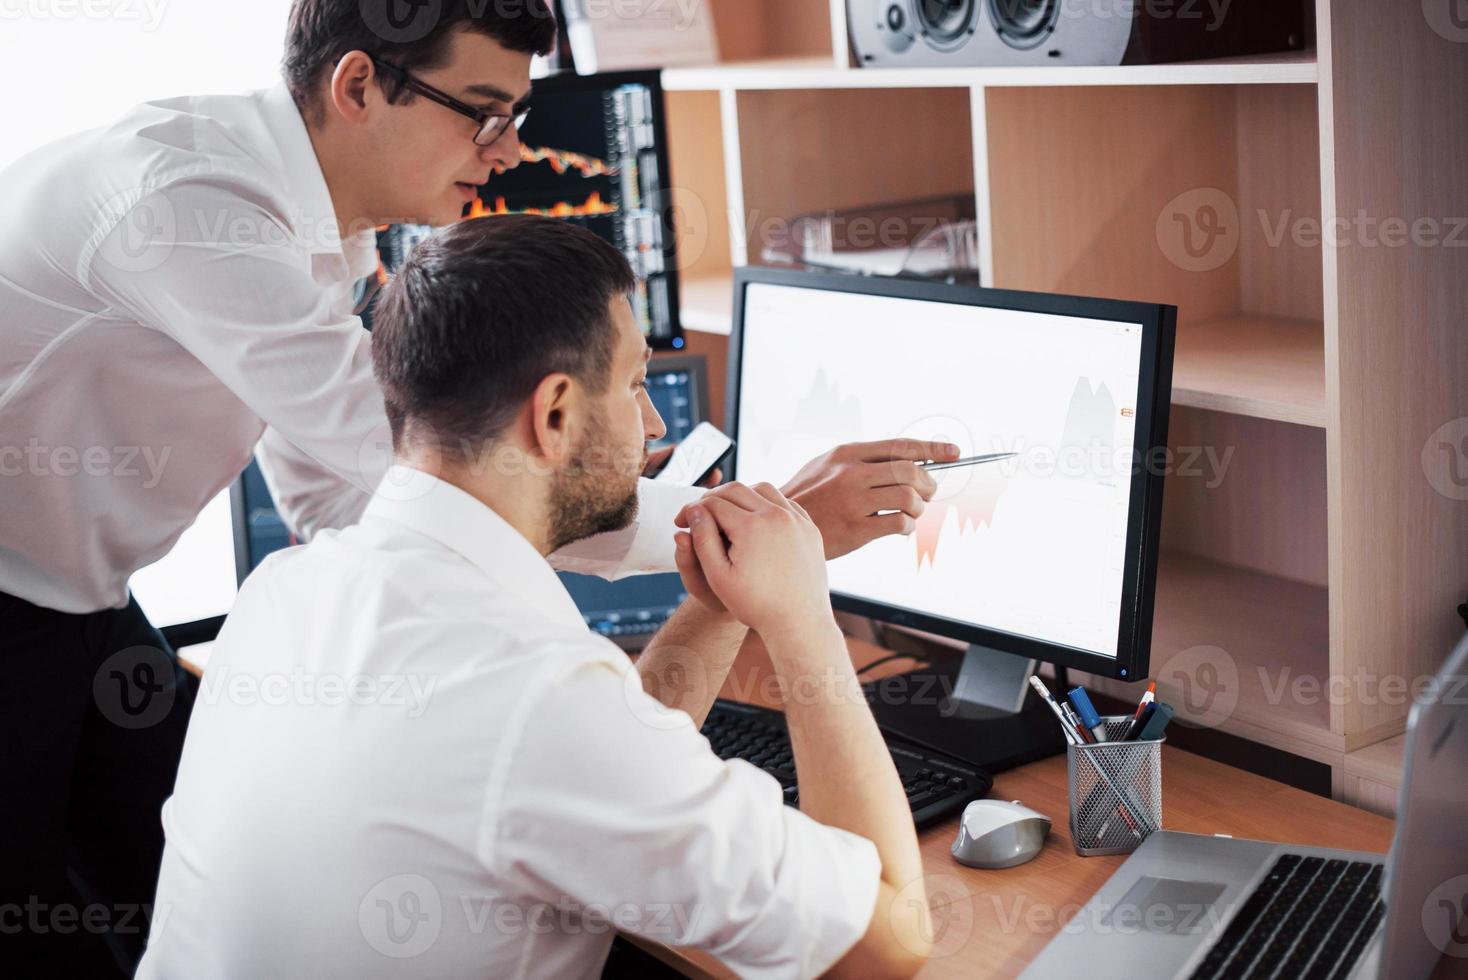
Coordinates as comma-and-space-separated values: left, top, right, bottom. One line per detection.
700, 699, 991, 830
1189, 853, 1385, 980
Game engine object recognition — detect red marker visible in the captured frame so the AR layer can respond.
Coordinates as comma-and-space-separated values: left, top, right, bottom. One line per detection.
1130, 681, 1157, 722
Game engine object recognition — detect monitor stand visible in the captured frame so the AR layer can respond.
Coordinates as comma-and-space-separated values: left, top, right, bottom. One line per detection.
862, 644, 1068, 773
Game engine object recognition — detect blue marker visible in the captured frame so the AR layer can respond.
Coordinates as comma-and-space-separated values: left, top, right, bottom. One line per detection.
1068, 687, 1108, 743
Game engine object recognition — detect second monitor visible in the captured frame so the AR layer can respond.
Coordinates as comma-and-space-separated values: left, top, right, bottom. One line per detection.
465, 69, 683, 349
728, 268, 1176, 768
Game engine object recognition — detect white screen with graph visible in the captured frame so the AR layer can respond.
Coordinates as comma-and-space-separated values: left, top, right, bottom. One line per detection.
734, 282, 1145, 658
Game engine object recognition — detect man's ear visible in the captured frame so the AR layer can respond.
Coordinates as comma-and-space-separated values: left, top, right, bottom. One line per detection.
328, 50, 376, 126
529, 373, 578, 465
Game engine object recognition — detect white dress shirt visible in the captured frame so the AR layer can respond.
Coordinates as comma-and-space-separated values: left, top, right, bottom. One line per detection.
137, 468, 881, 979
0, 82, 697, 614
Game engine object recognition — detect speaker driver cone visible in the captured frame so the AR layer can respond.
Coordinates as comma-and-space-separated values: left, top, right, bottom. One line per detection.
915, 0, 977, 49
987, 0, 1059, 49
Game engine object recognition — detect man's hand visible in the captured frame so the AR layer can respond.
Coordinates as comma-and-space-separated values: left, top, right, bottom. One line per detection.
778, 439, 959, 559
672, 523, 726, 615
675, 482, 832, 640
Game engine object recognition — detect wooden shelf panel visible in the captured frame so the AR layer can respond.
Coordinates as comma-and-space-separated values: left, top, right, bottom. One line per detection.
1077, 551, 1336, 758
663, 52, 1317, 92
679, 274, 733, 336
1344, 733, 1406, 785
1172, 314, 1326, 427
1342, 733, 1407, 816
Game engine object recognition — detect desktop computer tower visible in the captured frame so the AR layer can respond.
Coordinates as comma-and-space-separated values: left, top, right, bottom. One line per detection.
850, 0, 1309, 69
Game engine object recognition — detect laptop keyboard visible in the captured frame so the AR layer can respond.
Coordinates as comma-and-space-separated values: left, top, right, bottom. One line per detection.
701, 699, 991, 830
1189, 853, 1385, 980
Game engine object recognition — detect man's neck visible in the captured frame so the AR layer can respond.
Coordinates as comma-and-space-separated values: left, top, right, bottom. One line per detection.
399, 456, 553, 557
302, 118, 374, 236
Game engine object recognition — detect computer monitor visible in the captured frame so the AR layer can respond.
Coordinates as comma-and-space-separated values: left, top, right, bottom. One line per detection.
463, 69, 684, 349
231, 460, 296, 580
728, 268, 1175, 769
129, 486, 239, 643
558, 354, 709, 648
365, 70, 684, 349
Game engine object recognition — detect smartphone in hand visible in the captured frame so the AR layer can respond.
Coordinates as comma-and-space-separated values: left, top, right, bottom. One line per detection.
651, 422, 735, 486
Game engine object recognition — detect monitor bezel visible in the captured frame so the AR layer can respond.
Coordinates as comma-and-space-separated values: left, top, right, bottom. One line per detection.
490, 68, 684, 349
726, 267, 1175, 682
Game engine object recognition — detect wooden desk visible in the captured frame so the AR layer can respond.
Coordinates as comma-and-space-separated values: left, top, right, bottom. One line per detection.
628, 634, 1468, 979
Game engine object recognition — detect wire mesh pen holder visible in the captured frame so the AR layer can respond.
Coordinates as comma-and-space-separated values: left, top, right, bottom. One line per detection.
1067, 716, 1165, 857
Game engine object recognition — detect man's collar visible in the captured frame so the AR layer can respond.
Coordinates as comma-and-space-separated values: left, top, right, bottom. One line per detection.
362, 466, 588, 631
259, 80, 376, 272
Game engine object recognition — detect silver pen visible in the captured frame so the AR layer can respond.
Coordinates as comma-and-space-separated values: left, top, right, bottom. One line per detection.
921, 452, 1018, 472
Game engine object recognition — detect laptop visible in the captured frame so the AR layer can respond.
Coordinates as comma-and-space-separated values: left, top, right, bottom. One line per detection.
1022, 632, 1468, 980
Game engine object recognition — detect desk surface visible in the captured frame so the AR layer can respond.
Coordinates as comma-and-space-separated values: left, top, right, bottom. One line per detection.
628, 633, 1460, 980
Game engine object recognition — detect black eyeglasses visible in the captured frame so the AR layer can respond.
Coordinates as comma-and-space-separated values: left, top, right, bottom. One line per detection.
369, 56, 529, 147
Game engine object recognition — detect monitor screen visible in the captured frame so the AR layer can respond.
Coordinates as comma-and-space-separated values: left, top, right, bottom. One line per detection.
365, 72, 683, 348
731, 273, 1171, 675
464, 70, 682, 348
234, 460, 296, 578
129, 487, 238, 631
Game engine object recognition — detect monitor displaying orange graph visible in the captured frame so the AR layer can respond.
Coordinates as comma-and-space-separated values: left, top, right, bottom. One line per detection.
459, 71, 681, 348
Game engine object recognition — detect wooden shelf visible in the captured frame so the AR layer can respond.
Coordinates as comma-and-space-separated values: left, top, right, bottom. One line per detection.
679, 274, 734, 336
1077, 551, 1336, 759
1172, 315, 1327, 427
654, 0, 1468, 809
1343, 734, 1407, 816
663, 52, 1317, 92
1345, 734, 1406, 785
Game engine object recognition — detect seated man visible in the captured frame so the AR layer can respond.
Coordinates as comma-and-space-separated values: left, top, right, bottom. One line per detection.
139, 216, 939, 978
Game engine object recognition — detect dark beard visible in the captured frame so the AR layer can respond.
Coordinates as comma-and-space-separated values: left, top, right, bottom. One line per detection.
546, 420, 643, 553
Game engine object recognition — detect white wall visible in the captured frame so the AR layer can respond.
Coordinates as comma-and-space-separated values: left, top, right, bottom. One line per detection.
0, 0, 295, 168
1, 0, 297, 622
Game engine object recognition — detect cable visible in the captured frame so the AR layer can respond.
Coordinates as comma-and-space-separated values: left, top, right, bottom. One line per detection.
857, 653, 929, 677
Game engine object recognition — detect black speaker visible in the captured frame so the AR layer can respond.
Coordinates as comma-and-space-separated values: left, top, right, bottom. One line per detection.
851, 0, 1309, 68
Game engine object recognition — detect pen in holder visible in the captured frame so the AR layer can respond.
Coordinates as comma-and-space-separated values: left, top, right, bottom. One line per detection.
1067, 716, 1164, 857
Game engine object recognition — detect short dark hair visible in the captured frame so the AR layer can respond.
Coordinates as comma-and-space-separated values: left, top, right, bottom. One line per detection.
283, 0, 557, 120
371, 215, 637, 459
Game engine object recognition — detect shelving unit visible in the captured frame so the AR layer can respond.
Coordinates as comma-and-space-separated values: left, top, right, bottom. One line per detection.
654, 0, 1468, 815
663, 51, 1319, 91
1342, 734, 1407, 818
674, 274, 735, 336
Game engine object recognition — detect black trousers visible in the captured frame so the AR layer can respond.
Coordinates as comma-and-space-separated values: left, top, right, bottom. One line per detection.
0, 590, 194, 978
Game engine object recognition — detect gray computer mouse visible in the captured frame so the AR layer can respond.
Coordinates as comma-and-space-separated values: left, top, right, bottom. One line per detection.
950, 799, 1051, 869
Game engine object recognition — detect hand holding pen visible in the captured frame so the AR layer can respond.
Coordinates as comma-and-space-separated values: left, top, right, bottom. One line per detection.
920, 452, 1017, 472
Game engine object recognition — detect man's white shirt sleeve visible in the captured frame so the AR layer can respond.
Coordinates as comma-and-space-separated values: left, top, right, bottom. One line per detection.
485, 648, 882, 978
548, 479, 705, 579
253, 426, 373, 540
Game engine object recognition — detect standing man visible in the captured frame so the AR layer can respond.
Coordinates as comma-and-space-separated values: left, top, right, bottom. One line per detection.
0, 2, 952, 975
